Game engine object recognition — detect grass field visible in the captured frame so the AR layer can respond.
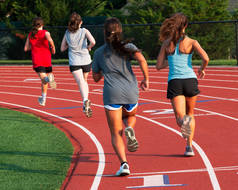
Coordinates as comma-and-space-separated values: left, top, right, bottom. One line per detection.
0, 59, 237, 66
0, 107, 73, 190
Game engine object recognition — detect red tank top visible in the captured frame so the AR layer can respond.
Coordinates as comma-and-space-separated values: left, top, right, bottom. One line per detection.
29, 30, 52, 68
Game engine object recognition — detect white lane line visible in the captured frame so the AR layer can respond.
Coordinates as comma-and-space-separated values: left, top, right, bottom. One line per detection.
149, 113, 215, 120
131, 165, 238, 175
136, 114, 221, 190
139, 98, 238, 121
0, 101, 105, 190
0, 91, 223, 190
2, 84, 238, 103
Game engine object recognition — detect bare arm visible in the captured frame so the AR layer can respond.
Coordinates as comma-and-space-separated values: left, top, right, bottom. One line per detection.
60, 34, 68, 52
156, 43, 168, 70
134, 51, 149, 91
24, 36, 31, 52
85, 29, 96, 51
45, 31, 56, 54
193, 40, 209, 78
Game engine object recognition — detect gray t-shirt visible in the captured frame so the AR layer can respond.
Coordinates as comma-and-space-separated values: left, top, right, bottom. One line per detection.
92, 43, 139, 105
65, 28, 91, 66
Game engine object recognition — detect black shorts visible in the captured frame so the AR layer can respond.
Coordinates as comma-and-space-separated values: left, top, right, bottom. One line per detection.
167, 78, 200, 99
34, 66, 52, 73
69, 64, 91, 73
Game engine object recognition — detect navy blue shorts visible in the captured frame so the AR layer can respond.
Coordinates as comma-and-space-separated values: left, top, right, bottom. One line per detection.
104, 103, 138, 112
70, 64, 91, 73
167, 78, 200, 99
34, 66, 52, 73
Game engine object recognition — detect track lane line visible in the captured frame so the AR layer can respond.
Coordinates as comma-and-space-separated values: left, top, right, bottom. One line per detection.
0, 100, 105, 190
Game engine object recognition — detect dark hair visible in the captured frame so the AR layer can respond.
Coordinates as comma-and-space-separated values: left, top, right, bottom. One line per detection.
104, 17, 136, 57
68, 12, 82, 33
159, 13, 188, 47
30, 17, 44, 39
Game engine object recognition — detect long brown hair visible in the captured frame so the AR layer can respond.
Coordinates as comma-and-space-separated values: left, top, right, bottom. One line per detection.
30, 17, 44, 39
104, 17, 136, 57
159, 13, 188, 48
68, 12, 82, 33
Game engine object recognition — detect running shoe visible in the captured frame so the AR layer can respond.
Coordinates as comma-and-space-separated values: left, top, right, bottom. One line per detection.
125, 127, 138, 152
48, 73, 57, 89
184, 146, 195, 157
115, 163, 130, 176
83, 100, 92, 117
38, 96, 46, 106
181, 115, 192, 138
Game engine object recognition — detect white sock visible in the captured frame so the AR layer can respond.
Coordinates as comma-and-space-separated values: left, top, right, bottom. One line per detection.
42, 93, 46, 100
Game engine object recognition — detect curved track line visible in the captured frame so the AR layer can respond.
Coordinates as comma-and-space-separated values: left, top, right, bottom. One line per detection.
0, 91, 223, 189
0, 101, 105, 190
136, 114, 221, 190
139, 98, 238, 121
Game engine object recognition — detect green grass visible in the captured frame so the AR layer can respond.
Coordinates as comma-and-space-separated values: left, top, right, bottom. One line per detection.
0, 59, 237, 66
0, 107, 73, 190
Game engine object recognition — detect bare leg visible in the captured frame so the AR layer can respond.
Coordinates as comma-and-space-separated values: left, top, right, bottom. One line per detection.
105, 108, 127, 163
37, 72, 48, 95
122, 107, 137, 128
185, 96, 197, 146
171, 95, 186, 127
171, 95, 197, 146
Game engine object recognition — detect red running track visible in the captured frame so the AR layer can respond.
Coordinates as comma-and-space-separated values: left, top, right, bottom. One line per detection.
0, 65, 238, 190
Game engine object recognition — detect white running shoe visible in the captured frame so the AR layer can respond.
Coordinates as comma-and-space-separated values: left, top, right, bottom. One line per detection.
125, 127, 138, 152
83, 100, 92, 117
181, 115, 192, 138
48, 73, 57, 89
38, 96, 46, 106
115, 163, 130, 176
184, 146, 195, 157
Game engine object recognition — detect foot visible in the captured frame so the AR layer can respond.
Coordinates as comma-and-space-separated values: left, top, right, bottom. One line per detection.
115, 163, 130, 176
83, 100, 92, 117
48, 73, 57, 89
184, 146, 195, 157
181, 115, 192, 138
125, 127, 138, 152
38, 96, 46, 106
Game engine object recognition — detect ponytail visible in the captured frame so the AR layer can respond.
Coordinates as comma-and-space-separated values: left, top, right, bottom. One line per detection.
30, 17, 44, 39
104, 17, 136, 57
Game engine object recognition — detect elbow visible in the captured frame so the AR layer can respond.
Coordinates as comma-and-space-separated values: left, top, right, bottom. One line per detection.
204, 57, 209, 65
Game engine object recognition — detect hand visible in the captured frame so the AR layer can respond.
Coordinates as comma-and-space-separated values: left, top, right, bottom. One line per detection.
51, 46, 56, 54
198, 68, 205, 79
140, 79, 149, 91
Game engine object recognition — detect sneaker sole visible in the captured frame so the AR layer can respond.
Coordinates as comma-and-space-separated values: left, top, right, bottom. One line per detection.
184, 151, 195, 157
181, 115, 192, 138
125, 127, 138, 152
48, 73, 57, 89
116, 169, 130, 176
38, 97, 46, 106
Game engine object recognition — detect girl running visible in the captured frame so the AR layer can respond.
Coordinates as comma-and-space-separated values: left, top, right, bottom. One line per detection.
24, 17, 56, 106
60, 12, 95, 117
92, 17, 149, 176
156, 13, 209, 156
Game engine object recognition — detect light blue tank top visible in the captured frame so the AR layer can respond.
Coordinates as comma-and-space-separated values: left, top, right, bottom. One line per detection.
167, 40, 197, 82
